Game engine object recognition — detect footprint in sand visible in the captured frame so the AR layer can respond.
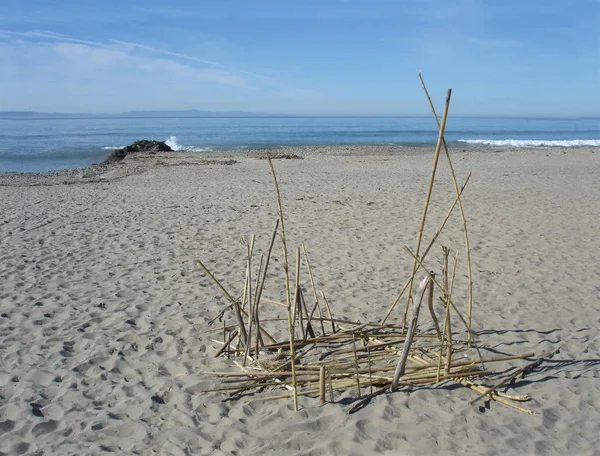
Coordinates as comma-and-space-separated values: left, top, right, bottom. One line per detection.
32, 419, 60, 437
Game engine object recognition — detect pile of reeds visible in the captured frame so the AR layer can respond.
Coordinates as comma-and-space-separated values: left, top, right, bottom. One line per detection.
198, 75, 558, 414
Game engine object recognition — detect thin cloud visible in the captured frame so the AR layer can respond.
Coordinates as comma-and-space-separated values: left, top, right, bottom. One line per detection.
112, 40, 226, 68
0, 29, 271, 85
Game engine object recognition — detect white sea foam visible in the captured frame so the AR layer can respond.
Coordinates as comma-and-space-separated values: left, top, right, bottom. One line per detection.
457, 139, 600, 147
101, 146, 124, 150
165, 136, 183, 151
185, 146, 214, 152
164, 136, 213, 152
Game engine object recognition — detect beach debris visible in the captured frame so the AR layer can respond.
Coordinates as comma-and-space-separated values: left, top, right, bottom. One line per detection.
198, 75, 559, 415
255, 151, 303, 160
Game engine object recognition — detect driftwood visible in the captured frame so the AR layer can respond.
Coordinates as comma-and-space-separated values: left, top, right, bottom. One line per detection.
197, 77, 561, 415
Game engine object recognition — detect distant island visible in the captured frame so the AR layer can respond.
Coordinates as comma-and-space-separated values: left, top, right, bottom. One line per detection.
0, 110, 288, 119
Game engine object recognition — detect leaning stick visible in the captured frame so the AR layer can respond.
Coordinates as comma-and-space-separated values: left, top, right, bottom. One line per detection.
303, 244, 327, 335
198, 257, 248, 346
427, 272, 441, 340
213, 329, 239, 358
245, 243, 255, 361
267, 154, 299, 411
352, 334, 361, 397
380, 172, 470, 325
293, 248, 305, 340
402, 246, 469, 330
319, 366, 326, 405
197, 258, 276, 344
437, 248, 449, 382
402, 89, 452, 331
320, 291, 337, 334
468, 348, 560, 406
300, 290, 316, 338
391, 278, 430, 391
419, 72, 474, 347
364, 340, 374, 395
444, 250, 457, 376
253, 219, 280, 317
253, 254, 264, 356
348, 383, 391, 414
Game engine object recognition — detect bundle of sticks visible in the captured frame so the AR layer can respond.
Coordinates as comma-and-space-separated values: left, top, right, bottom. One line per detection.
198, 74, 559, 414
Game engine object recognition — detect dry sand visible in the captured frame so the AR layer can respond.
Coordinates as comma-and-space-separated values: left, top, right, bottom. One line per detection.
0, 145, 599, 455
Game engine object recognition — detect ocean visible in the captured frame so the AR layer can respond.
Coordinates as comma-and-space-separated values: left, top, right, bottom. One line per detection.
1, 116, 599, 172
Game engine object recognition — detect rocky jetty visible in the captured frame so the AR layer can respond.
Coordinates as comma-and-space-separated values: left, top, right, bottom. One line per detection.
102, 140, 173, 165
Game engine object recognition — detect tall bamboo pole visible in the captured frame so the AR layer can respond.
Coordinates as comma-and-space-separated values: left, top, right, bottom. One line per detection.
418, 72, 474, 347
402, 89, 452, 331
267, 154, 299, 411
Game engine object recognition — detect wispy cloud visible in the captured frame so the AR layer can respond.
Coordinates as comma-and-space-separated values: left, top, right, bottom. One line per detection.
0, 30, 280, 111
0, 30, 270, 87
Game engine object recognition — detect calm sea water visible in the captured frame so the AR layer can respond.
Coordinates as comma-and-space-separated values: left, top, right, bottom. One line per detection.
0, 116, 599, 172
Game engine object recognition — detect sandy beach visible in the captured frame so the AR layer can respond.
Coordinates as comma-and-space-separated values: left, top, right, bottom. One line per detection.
1, 145, 599, 455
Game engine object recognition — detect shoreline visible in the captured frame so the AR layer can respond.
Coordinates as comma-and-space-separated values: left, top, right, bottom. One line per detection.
1, 144, 598, 187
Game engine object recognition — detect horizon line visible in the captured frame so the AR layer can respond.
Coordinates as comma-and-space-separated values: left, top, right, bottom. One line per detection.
1, 110, 599, 120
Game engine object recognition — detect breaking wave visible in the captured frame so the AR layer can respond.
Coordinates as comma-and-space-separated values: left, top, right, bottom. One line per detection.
457, 139, 600, 147
165, 135, 183, 151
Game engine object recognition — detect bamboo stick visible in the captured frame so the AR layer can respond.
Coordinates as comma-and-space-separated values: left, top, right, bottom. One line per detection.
197, 258, 236, 304
445, 253, 458, 376
468, 348, 560, 406
402, 246, 470, 330
418, 72, 474, 347
348, 383, 391, 414
197, 258, 276, 344
403, 245, 487, 370
352, 334, 361, 397
441, 247, 449, 375
292, 247, 304, 340
252, 218, 280, 316
254, 254, 264, 357
457, 378, 534, 414
223, 318, 228, 358
213, 329, 239, 358
391, 278, 430, 391
213, 366, 490, 392
300, 290, 316, 338
319, 366, 326, 405
402, 88, 452, 331
242, 243, 256, 365
320, 291, 337, 333
380, 172, 471, 325
408, 351, 530, 413
237, 254, 251, 347
437, 252, 452, 381
243, 301, 255, 366
364, 340, 374, 395
208, 351, 536, 379
427, 272, 441, 340
328, 367, 334, 402
303, 244, 327, 336
267, 154, 299, 411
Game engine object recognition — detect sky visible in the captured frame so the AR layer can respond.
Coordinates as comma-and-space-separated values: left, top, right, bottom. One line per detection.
0, 0, 598, 116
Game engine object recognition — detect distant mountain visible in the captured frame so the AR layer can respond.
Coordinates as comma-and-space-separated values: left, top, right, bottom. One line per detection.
0, 110, 288, 119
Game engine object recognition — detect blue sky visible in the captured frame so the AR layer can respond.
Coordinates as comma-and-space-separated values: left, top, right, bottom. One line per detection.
0, 0, 598, 115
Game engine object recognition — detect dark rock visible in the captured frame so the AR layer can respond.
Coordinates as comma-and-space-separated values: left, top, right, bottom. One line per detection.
102, 140, 173, 165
